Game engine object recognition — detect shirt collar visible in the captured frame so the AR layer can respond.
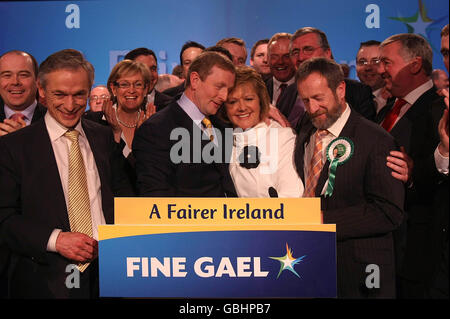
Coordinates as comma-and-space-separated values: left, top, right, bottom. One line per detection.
4, 100, 37, 124
178, 93, 208, 125
45, 112, 85, 142
402, 79, 433, 106
273, 76, 295, 90
326, 103, 351, 138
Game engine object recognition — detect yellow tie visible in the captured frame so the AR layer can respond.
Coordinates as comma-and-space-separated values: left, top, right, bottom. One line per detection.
65, 130, 93, 272
304, 129, 329, 197
201, 117, 214, 141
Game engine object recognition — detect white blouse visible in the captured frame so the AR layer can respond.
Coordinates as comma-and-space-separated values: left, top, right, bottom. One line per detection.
229, 120, 304, 198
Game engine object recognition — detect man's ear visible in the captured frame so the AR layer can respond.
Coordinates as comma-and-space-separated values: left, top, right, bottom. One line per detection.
37, 80, 46, 101
336, 80, 346, 102
409, 56, 423, 74
189, 71, 201, 90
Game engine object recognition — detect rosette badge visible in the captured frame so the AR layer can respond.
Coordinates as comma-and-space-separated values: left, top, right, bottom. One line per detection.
325, 137, 354, 197
238, 145, 261, 169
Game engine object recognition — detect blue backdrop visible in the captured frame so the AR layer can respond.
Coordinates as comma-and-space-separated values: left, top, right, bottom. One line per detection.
0, 0, 448, 86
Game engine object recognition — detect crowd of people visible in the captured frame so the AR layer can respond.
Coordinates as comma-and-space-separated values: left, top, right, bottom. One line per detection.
0, 24, 448, 299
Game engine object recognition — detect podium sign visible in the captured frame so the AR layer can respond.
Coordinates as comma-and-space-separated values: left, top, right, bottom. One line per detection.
99, 198, 336, 298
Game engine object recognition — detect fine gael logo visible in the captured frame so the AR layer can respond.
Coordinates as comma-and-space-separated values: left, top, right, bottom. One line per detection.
270, 243, 306, 279
389, 0, 448, 42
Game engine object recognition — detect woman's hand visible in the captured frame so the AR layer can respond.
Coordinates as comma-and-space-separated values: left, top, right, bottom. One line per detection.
137, 102, 156, 128
102, 99, 122, 142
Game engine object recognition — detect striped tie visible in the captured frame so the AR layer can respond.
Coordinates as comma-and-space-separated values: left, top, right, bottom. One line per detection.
201, 117, 214, 141
65, 130, 93, 272
304, 129, 329, 197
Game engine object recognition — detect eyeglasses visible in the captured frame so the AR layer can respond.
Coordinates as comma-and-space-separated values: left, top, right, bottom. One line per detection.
89, 94, 110, 102
290, 46, 322, 57
356, 58, 381, 66
114, 81, 146, 89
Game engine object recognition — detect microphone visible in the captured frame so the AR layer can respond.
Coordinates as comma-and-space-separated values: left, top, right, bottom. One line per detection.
268, 187, 278, 198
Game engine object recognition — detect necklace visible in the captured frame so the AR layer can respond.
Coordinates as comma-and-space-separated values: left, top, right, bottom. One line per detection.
115, 107, 141, 128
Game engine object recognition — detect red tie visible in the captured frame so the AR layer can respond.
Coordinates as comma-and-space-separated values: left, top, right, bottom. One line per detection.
276, 83, 287, 105
9, 113, 26, 122
381, 98, 407, 132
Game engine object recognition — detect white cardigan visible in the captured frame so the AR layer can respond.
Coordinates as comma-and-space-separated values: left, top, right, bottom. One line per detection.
229, 120, 304, 198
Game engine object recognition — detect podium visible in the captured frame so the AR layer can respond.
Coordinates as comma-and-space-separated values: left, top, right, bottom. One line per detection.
99, 198, 336, 298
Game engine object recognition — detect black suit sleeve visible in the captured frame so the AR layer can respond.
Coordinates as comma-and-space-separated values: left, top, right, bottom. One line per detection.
133, 120, 176, 196
323, 132, 405, 240
0, 138, 52, 262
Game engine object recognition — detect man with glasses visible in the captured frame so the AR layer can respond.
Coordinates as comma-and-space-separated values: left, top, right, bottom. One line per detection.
277, 27, 376, 130
356, 40, 393, 114
87, 85, 110, 112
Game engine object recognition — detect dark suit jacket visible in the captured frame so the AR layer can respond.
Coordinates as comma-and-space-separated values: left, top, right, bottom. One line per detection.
383, 90, 448, 296
0, 101, 47, 297
133, 101, 236, 197
162, 82, 185, 99
154, 90, 174, 111
0, 118, 134, 298
0, 102, 47, 123
294, 110, 405, 298
284, 79, 376, 130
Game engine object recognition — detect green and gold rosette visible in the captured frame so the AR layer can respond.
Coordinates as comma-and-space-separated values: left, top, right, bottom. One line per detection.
325, 137, 354, 197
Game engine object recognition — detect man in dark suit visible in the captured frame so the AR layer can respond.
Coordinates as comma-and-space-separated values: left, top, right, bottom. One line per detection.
279, 27, 376, 130
0, 50, 48, 297
265, 33, 296, 112
124, 47, 173, 111
378, 32, 448, 298
133, 51, 236, 197
0, 50, 47, 136
294, 58, 404, 298
0, 49, 134, 298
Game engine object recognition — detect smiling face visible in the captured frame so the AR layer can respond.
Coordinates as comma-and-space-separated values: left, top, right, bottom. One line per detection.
378, 41, 414, 98
356, 45, 385, 91
190, 65, 235, 116
297, 72, 345, 130
0, 52, 37, 111
268, 38, 296, 82
39, 68, 90, 128
225, 82, 262, 130
110, 72, 147, 113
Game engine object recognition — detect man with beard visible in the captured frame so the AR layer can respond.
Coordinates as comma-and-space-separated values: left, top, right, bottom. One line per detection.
294, 57, 404, 298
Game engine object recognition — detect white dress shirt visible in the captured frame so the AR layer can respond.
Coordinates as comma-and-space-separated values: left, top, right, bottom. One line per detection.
229, 120, 304, 197
304, 104, 351, 195
44, 113, 105, 252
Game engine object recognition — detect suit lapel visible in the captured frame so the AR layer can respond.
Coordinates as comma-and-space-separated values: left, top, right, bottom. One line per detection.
31, 120, 70, 229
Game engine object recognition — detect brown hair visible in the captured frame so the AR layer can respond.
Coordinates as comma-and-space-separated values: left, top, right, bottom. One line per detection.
185, 51, 235, 88
296, 57, 344, 92
107, 59, 152, 97
38, 49, 94, 89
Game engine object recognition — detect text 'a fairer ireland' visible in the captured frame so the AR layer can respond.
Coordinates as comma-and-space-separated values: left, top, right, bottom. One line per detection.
148, 203, 285, 220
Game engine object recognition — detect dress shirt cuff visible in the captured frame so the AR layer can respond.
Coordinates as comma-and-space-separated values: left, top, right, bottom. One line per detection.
47, 228, 62, 252
435, 145, 449, 176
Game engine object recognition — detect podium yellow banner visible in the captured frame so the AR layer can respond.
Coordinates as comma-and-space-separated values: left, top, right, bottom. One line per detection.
114, 197, 321, 225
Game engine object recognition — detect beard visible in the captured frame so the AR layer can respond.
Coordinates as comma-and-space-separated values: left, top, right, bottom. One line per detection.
310, 98, 344, 130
